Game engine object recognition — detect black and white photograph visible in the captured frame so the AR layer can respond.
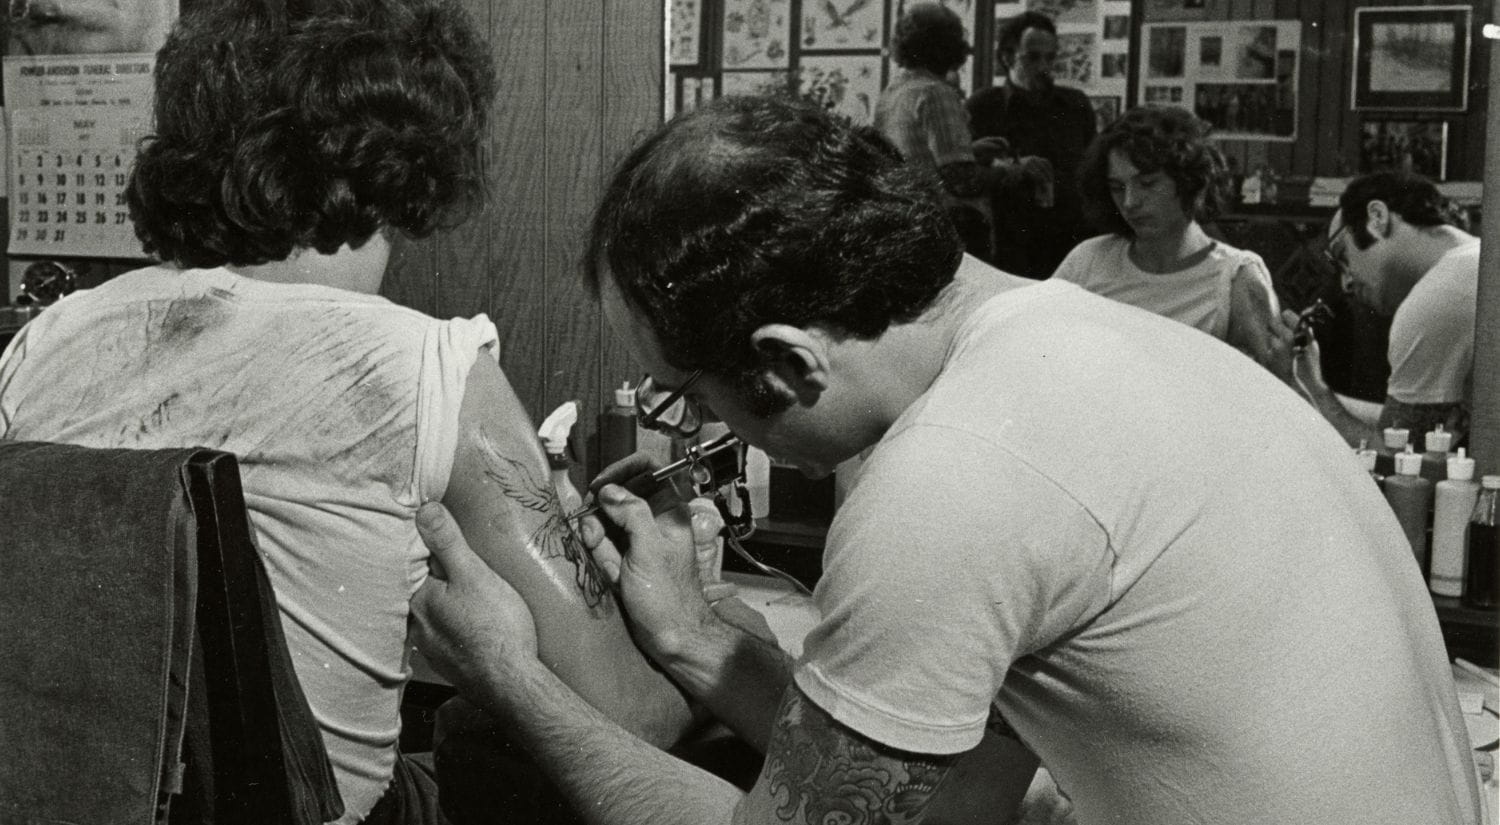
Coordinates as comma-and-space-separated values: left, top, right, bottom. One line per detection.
1353, 5, 1472, 110
1359, 118, 1449, 179
2, 3, 1496, 825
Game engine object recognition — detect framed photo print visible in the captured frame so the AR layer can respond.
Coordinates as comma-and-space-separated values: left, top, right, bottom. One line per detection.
1352, 5, 1471, 111
1359, 119, 1449, 180
668, 0, 704, 67
1139, 20, 1299, 141
1088, 94, 1122, 131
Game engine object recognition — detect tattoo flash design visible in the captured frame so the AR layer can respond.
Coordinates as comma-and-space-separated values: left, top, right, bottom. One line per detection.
764, 690, 951, 824
484, 454, 609, 607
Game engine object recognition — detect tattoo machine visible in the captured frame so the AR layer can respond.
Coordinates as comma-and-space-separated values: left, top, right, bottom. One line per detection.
1292, 298, 1334, 349
567, 431, 746, 521
570, 431, 813, 596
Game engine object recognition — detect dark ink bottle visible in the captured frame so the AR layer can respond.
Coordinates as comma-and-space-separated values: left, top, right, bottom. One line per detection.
1462, 475, 1499, 611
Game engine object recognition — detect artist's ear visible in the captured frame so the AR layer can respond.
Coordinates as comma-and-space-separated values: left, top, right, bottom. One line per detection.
749, 324, 831, 396
1365, 199, 1392, 239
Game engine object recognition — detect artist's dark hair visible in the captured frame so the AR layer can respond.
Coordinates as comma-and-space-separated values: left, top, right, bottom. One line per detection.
128, 0, 495, 268
1339, 170, 1453, 249
584, 95, 961, 414
995, 11, 1056, 67
891, 2, 969, 75
1077, 105, 1227, 237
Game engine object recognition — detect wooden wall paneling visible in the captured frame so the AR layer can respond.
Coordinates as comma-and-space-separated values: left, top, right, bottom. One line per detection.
1312, 1, 1350, 176
1280, 0, 1316, 177
432, 0, 495, 325
382, 233, 438, 316
482, 0, 553, 421
381, 0, 499, 320
595, 0, 666, 474
543, 0, 609, 469
1456, 1, 1492, 182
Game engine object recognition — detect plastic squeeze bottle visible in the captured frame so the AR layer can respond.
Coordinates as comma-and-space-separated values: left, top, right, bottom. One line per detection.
1462, 476, 1500, 610
1422, 424, 1453, 480
539, 400, 584, 512
599, 382, 638, 469
1383, 444, 1434, 573
1430, 448, 1479, 597
1382, 427, 1410, 452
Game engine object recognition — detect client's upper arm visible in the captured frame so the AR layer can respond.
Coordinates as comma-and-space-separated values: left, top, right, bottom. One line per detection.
441, 356, 696, 747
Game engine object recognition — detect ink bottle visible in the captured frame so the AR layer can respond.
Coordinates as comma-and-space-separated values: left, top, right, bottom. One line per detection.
1383, 445, 1433, 574
1430, 449, 1478, 598
1462, 476, 1500, 610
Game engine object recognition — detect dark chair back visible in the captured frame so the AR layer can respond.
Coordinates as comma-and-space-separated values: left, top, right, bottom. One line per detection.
0, 441, 343, 825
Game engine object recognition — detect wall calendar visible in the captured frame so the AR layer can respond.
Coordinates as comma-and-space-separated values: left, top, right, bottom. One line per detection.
3, 54, 154, 259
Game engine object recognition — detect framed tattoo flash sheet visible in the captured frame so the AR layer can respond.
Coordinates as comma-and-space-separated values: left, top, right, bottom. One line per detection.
1351, 5, 1472, 112
1138, 19, 1301, 142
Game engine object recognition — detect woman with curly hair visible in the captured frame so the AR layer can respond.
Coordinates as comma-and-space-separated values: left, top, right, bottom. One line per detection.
1054, 105, 1284, 373
0, 1, 697, 821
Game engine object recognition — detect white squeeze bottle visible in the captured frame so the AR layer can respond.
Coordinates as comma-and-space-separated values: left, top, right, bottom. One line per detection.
1430, 447, 1479, 597
539, 400, 584, 512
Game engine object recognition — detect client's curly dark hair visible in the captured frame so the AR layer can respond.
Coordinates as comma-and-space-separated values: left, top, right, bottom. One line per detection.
128, 0, 495, 268
1077, 105, 1229, 238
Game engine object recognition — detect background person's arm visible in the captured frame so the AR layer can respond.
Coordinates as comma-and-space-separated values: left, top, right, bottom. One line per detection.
440, 357, 698, 748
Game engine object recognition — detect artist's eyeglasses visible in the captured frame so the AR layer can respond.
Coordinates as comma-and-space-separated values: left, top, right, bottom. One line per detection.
636, 370, 704, 437
1321, 223, 1350, 275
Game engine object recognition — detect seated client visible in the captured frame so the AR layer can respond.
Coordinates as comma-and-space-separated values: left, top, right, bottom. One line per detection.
0, 1, 696, 821
1054, 106, 1284, 376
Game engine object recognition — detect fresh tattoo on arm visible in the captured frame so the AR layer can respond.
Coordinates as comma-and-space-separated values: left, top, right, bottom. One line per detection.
480, 449, 609, 607
762, 687, 955, 824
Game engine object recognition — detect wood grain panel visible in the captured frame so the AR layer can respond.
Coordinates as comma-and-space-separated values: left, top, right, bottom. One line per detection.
596, 0, 667, 474
433, 0, 495, 325
484, 0, 553, 420
542, 0, 609, 468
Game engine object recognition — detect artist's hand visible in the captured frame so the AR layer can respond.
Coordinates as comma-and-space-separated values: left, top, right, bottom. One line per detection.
589, 449, 666, 495
410, 503, 539, 695
581, 483, 717, 658
1280, 308, 1329, 402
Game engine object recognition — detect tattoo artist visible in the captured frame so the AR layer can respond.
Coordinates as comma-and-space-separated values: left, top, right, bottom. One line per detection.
408, 96, 1480, 825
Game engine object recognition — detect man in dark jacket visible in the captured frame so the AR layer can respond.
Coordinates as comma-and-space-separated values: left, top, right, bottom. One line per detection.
966, 11, 1098, 278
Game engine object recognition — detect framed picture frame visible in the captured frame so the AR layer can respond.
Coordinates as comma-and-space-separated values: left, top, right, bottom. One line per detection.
668, 0, 704, 68
1352, 5, 1471, 112
1087, 94, 1122, 131
1359, 119, 1449, 180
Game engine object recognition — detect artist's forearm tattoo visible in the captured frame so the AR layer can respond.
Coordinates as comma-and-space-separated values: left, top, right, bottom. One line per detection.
482, 454, 608, 607
763, 688, 954, 824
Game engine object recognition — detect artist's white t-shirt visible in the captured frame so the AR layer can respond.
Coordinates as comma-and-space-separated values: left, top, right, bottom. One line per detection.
1387, 239, 1479, 405
795, 279, 1478, 824
0, 266, 498, 823
1052, 234, 1278, 340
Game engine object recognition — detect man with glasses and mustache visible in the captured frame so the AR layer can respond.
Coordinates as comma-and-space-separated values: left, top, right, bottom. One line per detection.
406, 97, 1480, 825
1279, 170, 1479, 453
